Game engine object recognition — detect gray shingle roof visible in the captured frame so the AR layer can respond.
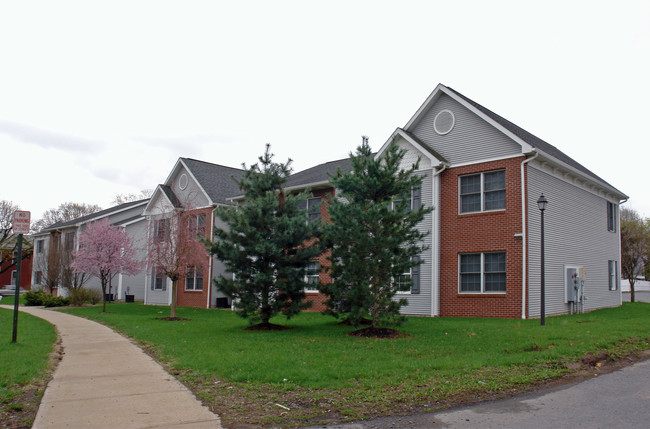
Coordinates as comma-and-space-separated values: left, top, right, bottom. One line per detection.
445, 86, 623, 194
284, 157, 354, 188
181, 158, 246, 205
159, 185, 182, 208
43, 199, 149, 231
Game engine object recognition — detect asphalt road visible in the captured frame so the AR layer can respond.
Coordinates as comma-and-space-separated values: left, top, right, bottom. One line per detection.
309, 356, 650, 429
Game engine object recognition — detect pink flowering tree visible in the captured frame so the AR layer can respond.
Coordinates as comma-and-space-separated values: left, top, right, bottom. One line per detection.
72, 218, 141, 312
147, 210, 209, 319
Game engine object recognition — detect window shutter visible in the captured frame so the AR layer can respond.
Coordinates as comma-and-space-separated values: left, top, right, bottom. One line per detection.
162, 277, 167, 292
412, 186, 421, 211
411, 256, 420, 294
150, 270, 154, 291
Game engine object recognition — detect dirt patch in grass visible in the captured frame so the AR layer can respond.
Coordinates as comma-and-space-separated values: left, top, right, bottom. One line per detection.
348, 327, 409, 339
0, 336, 63, 429
156, 317, 191, 322
245, 322, 292, 331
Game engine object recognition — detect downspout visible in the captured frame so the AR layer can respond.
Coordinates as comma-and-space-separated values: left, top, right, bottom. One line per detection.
431, 162, 449, 317
520, 150, 538, 319
207, 208, 215, 309
617, 196, 628, 307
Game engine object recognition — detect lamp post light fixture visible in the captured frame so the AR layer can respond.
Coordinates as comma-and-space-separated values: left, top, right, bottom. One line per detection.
537, 194, 548, 326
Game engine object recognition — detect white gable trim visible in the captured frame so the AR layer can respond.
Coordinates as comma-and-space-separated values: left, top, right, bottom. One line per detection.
163, 158, 214, 206
403, 84, 534, 154
375, 128, 444, 166
142, 185, 177, 216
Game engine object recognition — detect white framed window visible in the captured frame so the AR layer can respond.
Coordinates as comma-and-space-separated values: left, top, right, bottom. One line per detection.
151, 268, 166, 291
390, 187, 421, 212
607, 202, 617, 232
395, 268, 412, 294
11, 270, 17, 286
459, 252, 506, 293
300, 197, 322, 222
154, 218, 170, 242
459, 170, 506, 214
305, 260, 319, 292
64, 232, 75, 251
188, 213, 206, 236
185, 266, 204, 291
36, 240, 44, 254
608, 260, 619, 291
35, 271, 43, 285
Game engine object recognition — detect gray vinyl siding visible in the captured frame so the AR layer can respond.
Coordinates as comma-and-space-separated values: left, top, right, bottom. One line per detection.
121, 220, 147, 301
170, 166, 210, 208
409, 94, 522, 166
398, 170, 433, 316
527, 166, 621, 317
211, 215, 232, 307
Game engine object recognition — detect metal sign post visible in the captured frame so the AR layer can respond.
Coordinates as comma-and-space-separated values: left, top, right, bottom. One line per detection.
12, 211, 30, 343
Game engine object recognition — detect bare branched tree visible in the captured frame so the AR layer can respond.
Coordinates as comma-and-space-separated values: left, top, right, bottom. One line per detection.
32, 202, 102, 232
112, 189, 153, 206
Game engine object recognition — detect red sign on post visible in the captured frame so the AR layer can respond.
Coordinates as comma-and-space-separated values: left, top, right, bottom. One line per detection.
13, 211, 31, 234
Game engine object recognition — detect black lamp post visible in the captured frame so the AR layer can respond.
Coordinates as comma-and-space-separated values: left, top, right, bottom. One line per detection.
537, 194, 548, 326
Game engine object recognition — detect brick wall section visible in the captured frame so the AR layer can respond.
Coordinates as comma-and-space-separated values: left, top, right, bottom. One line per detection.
303, 188, 333, 312
439, 156, 526, 318
176, 207, 213, 309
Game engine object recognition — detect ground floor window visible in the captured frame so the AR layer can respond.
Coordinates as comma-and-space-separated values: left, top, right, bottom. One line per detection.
35, 271, 43, 285
608, 260, 619, 291
305, 260, 319, 292
459, 252, 506, 293
185, 267, 204, 291
151, 268, 166, 291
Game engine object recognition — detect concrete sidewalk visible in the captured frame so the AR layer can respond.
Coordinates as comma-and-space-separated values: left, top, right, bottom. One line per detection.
5, 305, 221, 428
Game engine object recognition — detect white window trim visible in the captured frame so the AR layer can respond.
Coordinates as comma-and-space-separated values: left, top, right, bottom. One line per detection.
458, 170, 506, 215
185, 267, 204, 291
304, 260, 319, 293
458, 252, 507, 294
395, 267, 413, 295
608, 260, 619, 291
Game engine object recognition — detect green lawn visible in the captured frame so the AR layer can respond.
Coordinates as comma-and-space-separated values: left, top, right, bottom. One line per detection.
59, 302, 650, 427
0, 294, 27, 307
0, 307, 57, 426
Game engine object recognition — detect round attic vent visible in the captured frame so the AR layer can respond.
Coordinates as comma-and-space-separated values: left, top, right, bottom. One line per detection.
433, 109, 455, 135
178, 173, 188, 190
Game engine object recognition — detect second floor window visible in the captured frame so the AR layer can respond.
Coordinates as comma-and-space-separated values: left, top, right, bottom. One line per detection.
36, 240, 44, 254
460, 170, 506, 214
154, 218, 170, 242
188, 214, 207, 236
300, 197, 322, 222
607, 202, 617, 232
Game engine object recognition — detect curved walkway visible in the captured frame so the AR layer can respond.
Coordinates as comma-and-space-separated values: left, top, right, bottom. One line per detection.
8, 306, 221, 429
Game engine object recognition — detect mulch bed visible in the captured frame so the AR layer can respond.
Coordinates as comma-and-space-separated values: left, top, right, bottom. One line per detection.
156, 317, 191, 321
245, 322, 292, 331
348, 327, 410, 338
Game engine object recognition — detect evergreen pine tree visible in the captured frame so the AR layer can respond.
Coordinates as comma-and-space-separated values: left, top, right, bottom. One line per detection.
321, 139, 432, 328
208, 145, 322, 327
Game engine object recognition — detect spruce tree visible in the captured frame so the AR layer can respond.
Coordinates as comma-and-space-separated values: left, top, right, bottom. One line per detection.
321, 139, 432, 328
208, 145, 321, 327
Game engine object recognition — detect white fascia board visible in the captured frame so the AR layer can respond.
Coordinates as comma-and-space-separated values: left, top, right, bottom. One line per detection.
46, 200, 150, 231
376, 128, 444, 166
118, 217, 147, 227
178, 159, 214, 206
403, 83, 447, 130
403, 84, 533, 154
228, 181, 332, 202
142, 185, 175, 216
533, 153, 628, 201
438, 85, 534, 153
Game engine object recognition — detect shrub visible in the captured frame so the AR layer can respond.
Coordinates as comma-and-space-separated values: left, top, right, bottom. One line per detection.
89, 289, 103, 305
24, 290, 70, 307
24, 290, 47, 306
42, 295, 70, 307
69, 288, 94, 306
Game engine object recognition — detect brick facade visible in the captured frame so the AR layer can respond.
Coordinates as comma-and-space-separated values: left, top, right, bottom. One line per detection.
439, 156, 526, 318
175, 207, 213, 309
302, 188, 333, 312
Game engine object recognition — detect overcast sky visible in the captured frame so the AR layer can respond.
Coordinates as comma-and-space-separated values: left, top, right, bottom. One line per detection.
2, 0, 649, 222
